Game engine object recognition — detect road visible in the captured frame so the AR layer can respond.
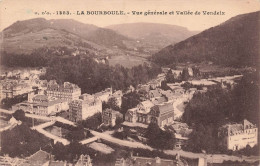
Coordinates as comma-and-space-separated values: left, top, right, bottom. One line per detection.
1, 109, 259, 164
90, 130, 153, 150
32, 121, 70, 145
0, 108, 75, 126
0, 123, 16, 132
80, 136, 99, 145
164, 149, 260, 164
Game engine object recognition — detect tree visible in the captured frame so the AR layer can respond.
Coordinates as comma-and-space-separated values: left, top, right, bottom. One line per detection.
1, 123, 50, 157
52, 142, 68, 161
102, 97, 120, 111
121, 92, 141, 116
181, 68, 190, 81
185, 124, 217, 153
78, 112, 102, 130
145, 123, 174, 150
165, 70, 176, 83
192, 67, 200, 77
114, 116, 124, 129
12, 109, 26, 121
66, 125, 85, 142
182, 72, 259, 154
161, 80, 171, 90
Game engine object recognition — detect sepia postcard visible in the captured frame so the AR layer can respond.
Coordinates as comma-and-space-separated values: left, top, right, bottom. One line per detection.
0, 0, 259, 165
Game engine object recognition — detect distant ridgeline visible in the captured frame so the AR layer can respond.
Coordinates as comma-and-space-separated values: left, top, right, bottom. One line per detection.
151, 11, 260, 67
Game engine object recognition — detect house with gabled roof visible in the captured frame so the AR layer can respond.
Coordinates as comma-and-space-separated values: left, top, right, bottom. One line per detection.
149, 102, 174, 128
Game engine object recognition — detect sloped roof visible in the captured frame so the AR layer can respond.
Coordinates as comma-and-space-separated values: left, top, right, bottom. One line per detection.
33, 95, 48, 101
132, 156, 177, 166
149, 89, 161, 98
139, 100, 154, 109
151, 97, 167, 105
151, 102, 174, 115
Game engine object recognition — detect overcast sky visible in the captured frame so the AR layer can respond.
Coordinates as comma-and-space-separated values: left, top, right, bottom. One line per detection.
1, 0, 259, 31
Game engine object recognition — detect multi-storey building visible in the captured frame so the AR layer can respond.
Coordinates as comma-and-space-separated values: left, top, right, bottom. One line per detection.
69, 94, 102, 122
0, 80, 32, 100
218, 119, 258, 151
94, 88, 112, 102
46, 81, 81, 101
125, 100, 154, 125
149, 102, 174, 127
102, 108, 123, 127
12, 94, 68, 116
125, 102, 174, 128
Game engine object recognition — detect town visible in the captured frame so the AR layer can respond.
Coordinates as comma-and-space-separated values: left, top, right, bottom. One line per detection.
0, 3, 259, 166
0, 64, 258, 166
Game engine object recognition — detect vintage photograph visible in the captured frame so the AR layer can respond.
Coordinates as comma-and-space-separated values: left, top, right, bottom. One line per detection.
0, 0, 259, 165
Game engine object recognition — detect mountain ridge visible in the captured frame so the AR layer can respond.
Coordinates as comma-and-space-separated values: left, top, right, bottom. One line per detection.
106, 22, 198, 49
151, 11, 260, 67
2, 18, 129, 50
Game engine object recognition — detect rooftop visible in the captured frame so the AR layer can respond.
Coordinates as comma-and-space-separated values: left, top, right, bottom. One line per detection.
152, 102, 174, 115
221, 119, 257, 135
122, 121, 148, 128
132, 156, 177, 166
47, 81, 80, 91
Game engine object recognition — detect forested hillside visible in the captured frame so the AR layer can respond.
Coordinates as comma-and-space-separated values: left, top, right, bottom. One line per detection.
151, 11, 260, 67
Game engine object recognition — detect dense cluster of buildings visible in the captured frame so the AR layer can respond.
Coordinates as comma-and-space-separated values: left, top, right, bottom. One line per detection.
0, 80, 32, 99
0, 68, 48, 102
0, 149, 92, 166
3, 66, 258, 154
8, 79, 123, 124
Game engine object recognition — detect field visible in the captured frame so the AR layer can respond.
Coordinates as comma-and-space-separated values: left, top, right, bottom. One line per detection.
108, 55, 149, 68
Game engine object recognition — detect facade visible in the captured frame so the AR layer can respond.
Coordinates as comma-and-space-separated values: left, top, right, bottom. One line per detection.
12, 95, 68, 116
94, 88, 112, 102
14, 150, 92, 166
69, 94, 102, 122
170, 122, 192, 149
46, 81, 81, 101
218, 119, 258, 151
125, 100, 154, 125
171, 69, 182, 78
115, 156, 182, 166
148, 88, 162, 99
147, 79, 161, 90
149, 102, 174, 127
0, 80, 32, 100
102, 108, 123, 127
125, 102, 174, 128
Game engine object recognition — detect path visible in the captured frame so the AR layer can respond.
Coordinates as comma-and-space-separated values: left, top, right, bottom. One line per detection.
32, 121, 70, 145
164, 149, 260, 164
1, 109, 259, 164
0, 123, 16, 132
0, 108, 75, 126
90, 130, 152, 150
80, 136, 99, 145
